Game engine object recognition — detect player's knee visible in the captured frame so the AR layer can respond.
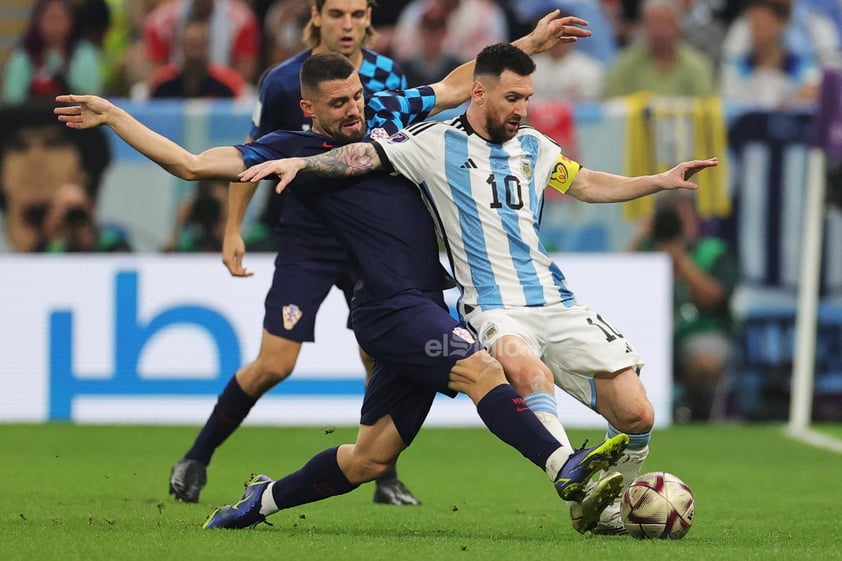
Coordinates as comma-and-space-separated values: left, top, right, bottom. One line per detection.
454, 351, 506, 395
622, 401, 655, 434
246, 355, 295, 392
343, 451, 396, 483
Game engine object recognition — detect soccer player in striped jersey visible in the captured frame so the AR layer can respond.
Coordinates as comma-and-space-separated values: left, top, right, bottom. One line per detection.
172, 0, 413, 506
241, 43, 718, 534
56, 17, 633, 535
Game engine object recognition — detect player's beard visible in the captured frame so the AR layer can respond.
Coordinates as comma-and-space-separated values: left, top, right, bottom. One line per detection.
485, 114, 520, 144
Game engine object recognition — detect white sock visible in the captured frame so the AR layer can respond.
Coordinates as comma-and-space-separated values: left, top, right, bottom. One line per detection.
259, 482, 279, 516
524, 391, 574, 480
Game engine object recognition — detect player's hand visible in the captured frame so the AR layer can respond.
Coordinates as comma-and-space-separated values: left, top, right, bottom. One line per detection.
54, 94, 113, 129
222, 231, 253, 277
238, 158, 305, 193
664, 157, 719, 190
523, 10, 591, 54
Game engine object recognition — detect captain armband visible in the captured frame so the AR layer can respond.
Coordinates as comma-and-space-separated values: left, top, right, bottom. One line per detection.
547, 154, 581, 194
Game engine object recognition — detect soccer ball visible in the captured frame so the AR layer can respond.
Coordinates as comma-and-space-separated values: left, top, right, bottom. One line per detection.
621, 471, 695, 539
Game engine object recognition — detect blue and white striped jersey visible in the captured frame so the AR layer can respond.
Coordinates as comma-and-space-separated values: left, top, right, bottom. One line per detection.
373, 114, 583, 310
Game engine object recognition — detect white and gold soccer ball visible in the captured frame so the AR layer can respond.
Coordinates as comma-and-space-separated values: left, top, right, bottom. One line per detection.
621, 471, 695, 539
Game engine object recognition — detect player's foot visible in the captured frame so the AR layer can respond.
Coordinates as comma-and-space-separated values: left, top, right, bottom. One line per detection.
373, 478, 421, 505
169, 458, 207, 503
554, 434, 629, 502
569, 472, 624, 534
591, 501, 628, 535
202, 474, 274, 529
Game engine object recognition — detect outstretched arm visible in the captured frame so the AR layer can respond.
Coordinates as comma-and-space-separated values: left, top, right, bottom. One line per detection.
429, 10, 591, 115
54, 94, 246, 181
238, 142, 383, 193
566, 158, 719, 203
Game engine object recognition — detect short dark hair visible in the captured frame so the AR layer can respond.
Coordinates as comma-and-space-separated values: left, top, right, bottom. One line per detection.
474, 43, 536, 79
0, 103, 111, 210
300, 51, 357, 94
303, 0, 378, 49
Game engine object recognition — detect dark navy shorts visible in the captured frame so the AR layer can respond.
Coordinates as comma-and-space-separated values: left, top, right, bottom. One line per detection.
353, 290, 483, 445
263, 231, 358, 342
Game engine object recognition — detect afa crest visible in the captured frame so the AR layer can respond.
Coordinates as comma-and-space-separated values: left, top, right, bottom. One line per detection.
521, 159, 532, 179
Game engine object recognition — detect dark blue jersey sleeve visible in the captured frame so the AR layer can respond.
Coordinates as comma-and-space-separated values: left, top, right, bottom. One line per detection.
236, 130, 324, 167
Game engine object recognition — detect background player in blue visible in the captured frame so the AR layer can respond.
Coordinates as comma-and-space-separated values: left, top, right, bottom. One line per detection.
241, 43, 719, 535
55, 20, 631, 535
172, 0, 417, 507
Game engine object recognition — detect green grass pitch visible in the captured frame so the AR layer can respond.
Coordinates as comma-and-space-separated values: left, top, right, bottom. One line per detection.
1, 423, 840, 561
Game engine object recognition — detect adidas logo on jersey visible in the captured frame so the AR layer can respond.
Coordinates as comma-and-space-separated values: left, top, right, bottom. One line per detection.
459, 158, 478, 169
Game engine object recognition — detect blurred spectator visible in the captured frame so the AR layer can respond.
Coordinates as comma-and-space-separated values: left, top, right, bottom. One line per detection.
722, 0, 841, 66
2, 0, 103, 104
163, 179, 274, 252
100, 0, 160, 96
504, 0, 618, 66
366, 0, 413, 56
74, 0, 112, 48
720, 0, 821, 109
680, 0, 729, 69
142, 0, 261, 86
629, 192, 738, 422
602, 0, 715, 98
802, 0, 842, 40
35, 181, 133, 252
399, 4, 461, 87
391, 0, 508, 64
0, 105, 116, 253
150, 18, 246, 98
262, 0, 311, 68
163, 180, 227, 252
531, 30, 605, 101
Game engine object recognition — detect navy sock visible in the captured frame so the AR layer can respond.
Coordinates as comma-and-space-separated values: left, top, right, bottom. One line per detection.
476, 385, 561, 470
271, 446, 359, 509
184, 376, 256, 465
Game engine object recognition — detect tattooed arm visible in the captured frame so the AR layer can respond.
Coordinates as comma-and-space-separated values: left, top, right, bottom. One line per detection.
238, 142, 383, 193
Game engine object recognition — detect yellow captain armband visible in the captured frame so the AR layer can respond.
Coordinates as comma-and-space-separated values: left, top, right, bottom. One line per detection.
547, 154, 581, 194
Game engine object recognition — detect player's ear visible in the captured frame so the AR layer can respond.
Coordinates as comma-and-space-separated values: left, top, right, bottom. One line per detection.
300, 99, 314, 118
471, 80, 485, 103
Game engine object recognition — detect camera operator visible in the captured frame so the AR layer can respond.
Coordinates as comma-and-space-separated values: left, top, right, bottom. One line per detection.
629, 192, 738, 422
163, 180, 227, 252
0, 103, 121, 252
34, 182, 132, 252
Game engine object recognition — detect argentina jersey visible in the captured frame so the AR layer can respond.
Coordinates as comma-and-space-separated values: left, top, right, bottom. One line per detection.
373, 115, 582, 310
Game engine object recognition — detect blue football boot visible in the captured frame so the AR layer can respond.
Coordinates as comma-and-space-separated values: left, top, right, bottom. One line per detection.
554, 434, 629, 502
202, 473, 274, 529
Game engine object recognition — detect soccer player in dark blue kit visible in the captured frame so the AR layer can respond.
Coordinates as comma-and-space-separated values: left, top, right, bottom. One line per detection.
171, 0, 414, 506
55, 14, 630, 534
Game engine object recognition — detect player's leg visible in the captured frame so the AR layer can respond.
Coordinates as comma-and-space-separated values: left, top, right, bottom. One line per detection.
170, 250, 335, 502
170, 330, 303, 502
591, 366, 654, 534
337, 266, 421, 506
487, 334, 625, 532
204, 359, 430, 529
488, 335, 574, 453
202, 415, 406, 529
541, 303, 653, 534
